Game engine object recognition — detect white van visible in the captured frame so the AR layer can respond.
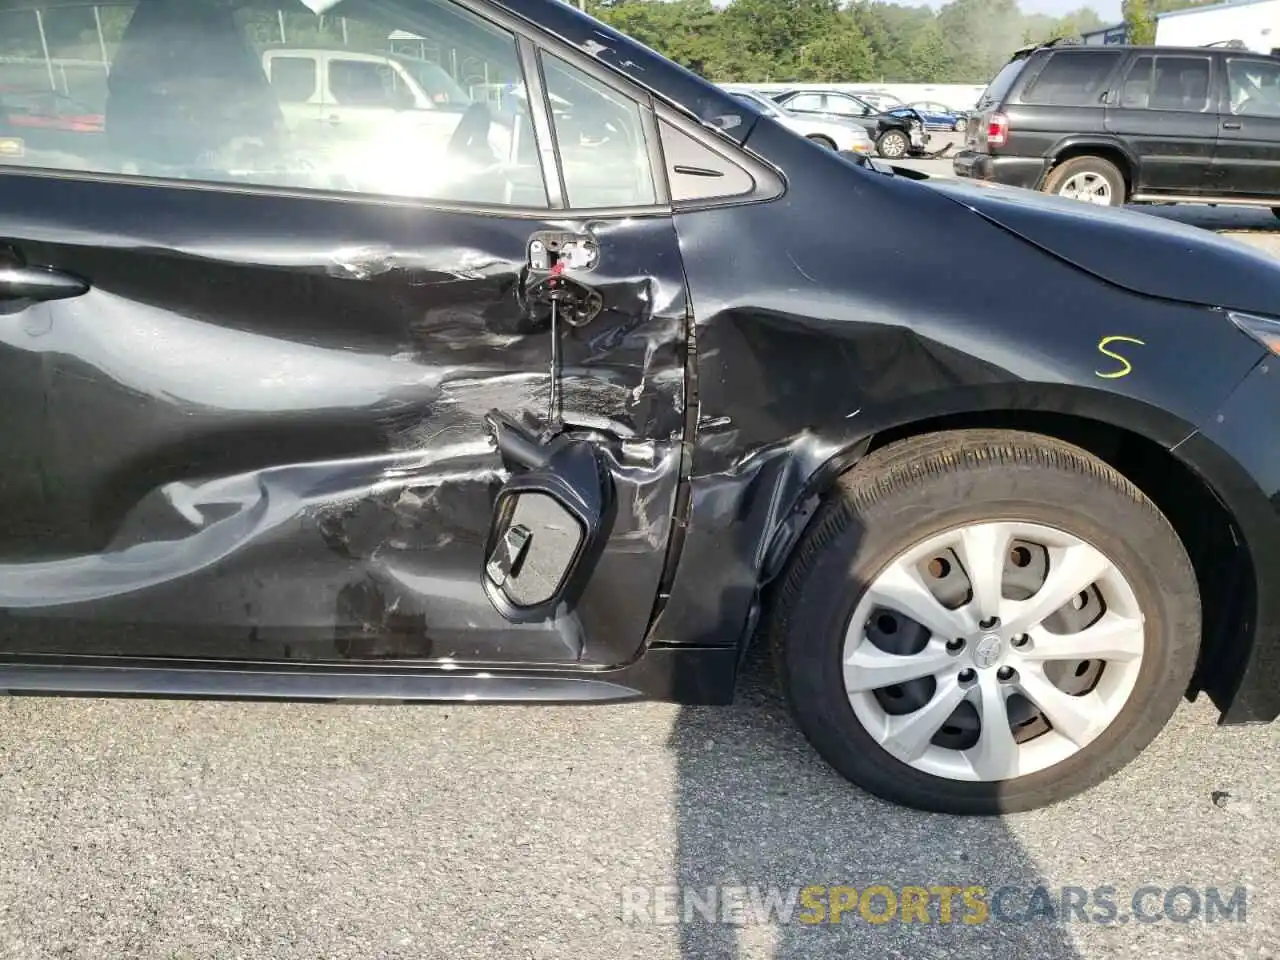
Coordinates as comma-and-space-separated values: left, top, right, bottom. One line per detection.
260, 46, 519, 196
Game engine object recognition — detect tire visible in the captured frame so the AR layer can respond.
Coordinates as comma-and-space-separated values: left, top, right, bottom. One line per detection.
769, 429, 1200, 815
1272, 207, 1280, 220
876, 129, 910, 160
954, 118, 966, 133
806, 134, 837, 150
1042, 155, 1126, 206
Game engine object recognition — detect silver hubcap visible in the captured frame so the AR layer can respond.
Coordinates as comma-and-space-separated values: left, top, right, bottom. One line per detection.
843, 521, 1145, 782
881, 134, 907, 157
1058, 172, 1114, 205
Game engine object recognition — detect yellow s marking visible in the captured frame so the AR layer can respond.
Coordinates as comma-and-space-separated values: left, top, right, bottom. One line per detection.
1095, 335, 1145, 379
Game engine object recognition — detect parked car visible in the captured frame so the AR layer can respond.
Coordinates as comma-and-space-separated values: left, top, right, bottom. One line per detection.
849, 90, 907, 112
729, 89, 874, 155
911, 99, 969, 132
954, 40, 1280, 215
771, 89, 931, 158
261, 46, 516, 161
0, 88, 103, 134
2, 0, 1280, 817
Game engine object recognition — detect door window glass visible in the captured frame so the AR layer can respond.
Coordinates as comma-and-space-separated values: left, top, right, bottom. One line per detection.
1149, 56, 1211, 112
1021, 51, 1121, 106
1119, 56, 1153, 108
541, 53, 655, 209
0, 0, 547, 207
1227, 58, 1280, 117
268, 56, 318, 103
783, 93, 824, 112
824, 95, 870, 116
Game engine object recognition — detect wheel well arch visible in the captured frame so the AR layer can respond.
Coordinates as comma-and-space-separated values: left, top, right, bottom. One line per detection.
1046, 142, 1136, 196
761, 408, 1255, 711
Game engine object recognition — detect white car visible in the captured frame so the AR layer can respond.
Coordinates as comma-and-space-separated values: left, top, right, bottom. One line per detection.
730, 90, 874, 155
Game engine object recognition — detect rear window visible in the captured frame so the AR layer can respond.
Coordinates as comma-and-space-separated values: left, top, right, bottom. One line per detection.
1021, 51, 1123, 106
977, 57, 1028, 109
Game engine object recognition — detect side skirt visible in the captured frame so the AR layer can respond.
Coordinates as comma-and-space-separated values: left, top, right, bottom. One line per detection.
0, 644, 739, 706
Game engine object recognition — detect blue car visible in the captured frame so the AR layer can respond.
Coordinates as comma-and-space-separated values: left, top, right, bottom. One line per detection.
910, 100, 969, 133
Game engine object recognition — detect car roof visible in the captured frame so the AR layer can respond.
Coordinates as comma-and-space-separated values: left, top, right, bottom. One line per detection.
1026, 42, 1278, 58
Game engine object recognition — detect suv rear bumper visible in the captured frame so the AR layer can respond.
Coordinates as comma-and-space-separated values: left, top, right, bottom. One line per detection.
953, 150, 1048, 191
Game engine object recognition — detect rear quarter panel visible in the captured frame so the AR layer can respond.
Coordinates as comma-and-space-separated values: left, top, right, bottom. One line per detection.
651, 123, 1266, 654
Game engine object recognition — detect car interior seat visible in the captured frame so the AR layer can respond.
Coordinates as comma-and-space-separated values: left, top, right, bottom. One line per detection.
105, 0, 284, 173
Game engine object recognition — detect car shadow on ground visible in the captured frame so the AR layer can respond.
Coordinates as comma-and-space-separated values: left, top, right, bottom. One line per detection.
670, 643, 1084, 959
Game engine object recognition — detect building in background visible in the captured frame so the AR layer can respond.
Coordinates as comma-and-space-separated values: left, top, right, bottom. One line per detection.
1083, 0, 1278, 52
1154, 0, 1278, 54
1080, 21, 1129, 44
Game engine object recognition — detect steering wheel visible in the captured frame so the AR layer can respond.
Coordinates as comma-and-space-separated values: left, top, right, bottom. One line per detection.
448, 102, 494, 159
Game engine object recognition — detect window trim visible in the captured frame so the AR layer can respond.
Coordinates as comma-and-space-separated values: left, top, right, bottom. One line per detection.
655, 101, 783, 211
516, 36, 565, 208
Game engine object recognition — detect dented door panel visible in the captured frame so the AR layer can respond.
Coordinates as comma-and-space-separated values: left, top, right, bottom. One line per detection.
0, 174, 687, 666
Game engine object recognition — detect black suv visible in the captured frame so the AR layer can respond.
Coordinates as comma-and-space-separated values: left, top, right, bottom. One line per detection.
954, 41, 1280, 215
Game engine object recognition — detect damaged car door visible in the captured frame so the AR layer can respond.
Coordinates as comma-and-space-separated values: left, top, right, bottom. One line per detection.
0, 0, 688, 668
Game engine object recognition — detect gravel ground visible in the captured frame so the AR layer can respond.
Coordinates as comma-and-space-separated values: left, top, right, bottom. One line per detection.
2, 133, 1279, 960
0, 652, 1276, 960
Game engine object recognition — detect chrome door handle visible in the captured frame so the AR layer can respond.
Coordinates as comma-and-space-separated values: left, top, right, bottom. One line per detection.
0, 264, 88, 301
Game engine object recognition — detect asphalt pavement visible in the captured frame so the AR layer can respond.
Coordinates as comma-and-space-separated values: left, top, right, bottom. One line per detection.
1, 648, 1276, 960
2, 140, 1280, 960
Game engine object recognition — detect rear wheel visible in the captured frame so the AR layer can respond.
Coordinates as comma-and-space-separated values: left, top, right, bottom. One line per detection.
954, 117, 966, 133
1043, 156, 1125, 206
806, 134, 837, 150
770, 429, 1200, 815
1272, 207, 1280, 220
876, 129, 910, 159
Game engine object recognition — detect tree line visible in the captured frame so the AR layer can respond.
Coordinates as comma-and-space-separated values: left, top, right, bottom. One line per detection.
587, 0, 1216, 86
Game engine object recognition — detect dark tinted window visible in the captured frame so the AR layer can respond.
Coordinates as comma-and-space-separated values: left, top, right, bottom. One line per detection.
978, 56, 1028, 108
268, 55, 316, 103
1150, 56, 1211, 111
1021, 51, 1121, 106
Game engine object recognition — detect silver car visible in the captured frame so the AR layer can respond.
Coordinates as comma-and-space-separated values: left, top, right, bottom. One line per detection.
729, 89, 874, 156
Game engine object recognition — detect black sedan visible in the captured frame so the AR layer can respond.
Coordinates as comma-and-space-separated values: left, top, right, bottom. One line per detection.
0, 0, 1278, 817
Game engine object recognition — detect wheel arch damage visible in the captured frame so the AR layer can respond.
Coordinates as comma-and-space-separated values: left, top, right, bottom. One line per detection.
651, 377, 1267, 724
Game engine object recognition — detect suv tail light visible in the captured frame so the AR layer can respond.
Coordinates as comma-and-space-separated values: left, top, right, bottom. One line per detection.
986, 113, 1009, 148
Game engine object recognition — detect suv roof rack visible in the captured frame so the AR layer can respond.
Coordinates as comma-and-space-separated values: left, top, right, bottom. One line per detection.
1201, 39, 1249, 48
